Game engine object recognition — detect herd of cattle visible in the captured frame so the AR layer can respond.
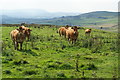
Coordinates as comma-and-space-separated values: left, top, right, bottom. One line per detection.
10, 25, 91, 50
58, 25, 92, 44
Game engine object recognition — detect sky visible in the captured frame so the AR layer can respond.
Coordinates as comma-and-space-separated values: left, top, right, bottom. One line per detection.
1, 0, 119, 13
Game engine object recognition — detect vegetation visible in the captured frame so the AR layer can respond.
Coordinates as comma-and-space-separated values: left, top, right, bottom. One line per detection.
1, 24, 118, 78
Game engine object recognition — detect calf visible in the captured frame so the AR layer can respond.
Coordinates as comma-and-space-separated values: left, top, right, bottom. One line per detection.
10, 27, 25, 50
85, 29, 92, 36
66, 26, 79, 44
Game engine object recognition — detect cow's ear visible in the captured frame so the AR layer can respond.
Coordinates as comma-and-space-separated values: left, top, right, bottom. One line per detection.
65, 26, 68, 29
66, 25, 69, 27
28, 29, 32, 31
74, 26, 77, 28
17, 29, 19, 31
71, 27, 74, 29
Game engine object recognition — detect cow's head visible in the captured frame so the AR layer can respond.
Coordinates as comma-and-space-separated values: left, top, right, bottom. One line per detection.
72, 26, 80, 31
89, 29, 92, 31
17, 26, 25, 34
25, 28, 32, 35
65, 25, 69, 29
17, 26, 24, 30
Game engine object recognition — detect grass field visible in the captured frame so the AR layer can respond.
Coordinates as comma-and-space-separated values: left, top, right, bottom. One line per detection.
1, 25, 118, 78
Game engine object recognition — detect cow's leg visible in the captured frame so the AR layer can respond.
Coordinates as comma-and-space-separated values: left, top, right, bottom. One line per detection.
67, 38, 70, 44
20, 42, 23, 50
62, 32, 64, 37
27, 36, 30, 41
67, 34, 71, 44
14, 41, 18, 50
59, 31, 61, 37
68, 37, 71, 44
89, 33, 90, 37
64, 33, 66, 38
12, 40, 14, 45
60, 33, 61, 37
85, 33, 89, 39
14, 41, 16, 50
67, 34, 70, 41
72, 40, 74, 44
16, 42, 19, 50
85, 33, 88, 36
74, 38, 77, 43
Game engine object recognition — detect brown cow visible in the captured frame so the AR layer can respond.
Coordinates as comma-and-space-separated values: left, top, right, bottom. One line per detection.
85, 29, 92, 36
21, 26, 32, 40
57, 25, 71, 38
10, 26, 25, 50
66, 26, 79, 44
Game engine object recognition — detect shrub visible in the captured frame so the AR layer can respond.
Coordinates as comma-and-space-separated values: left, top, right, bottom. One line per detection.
3, 70, 11, 74
87, 63, 97, 70
24, 70, 37, 75
13, 61, 21, 65
59, 63, 74, 70
32, 47, 39, 50
2, 58, 13, 63
57, 73, 66, 78
61, 45, 66, 50
16, 68, 22, 71
47, 63, 59, 69
13, 60, 29, 65
80, 63, 97, 70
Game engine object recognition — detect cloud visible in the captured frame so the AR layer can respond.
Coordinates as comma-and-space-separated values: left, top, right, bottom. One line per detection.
1, 0, 119, 12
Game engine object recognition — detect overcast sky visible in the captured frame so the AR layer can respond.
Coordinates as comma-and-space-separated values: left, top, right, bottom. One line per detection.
1, 0, 119, 13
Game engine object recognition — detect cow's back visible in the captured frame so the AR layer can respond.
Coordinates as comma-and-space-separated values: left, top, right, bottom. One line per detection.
66, 29, 74, 38
10, 29, 19, 40
10, 29, 25, 42
85, 29, 91, 33
58, 27, 66, 35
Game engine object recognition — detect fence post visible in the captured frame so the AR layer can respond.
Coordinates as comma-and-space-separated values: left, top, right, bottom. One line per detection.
75, 53, 80, 72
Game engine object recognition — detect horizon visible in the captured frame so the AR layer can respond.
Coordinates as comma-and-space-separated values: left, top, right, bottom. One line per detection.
1, 0, 119, 13
1, 9, 118, 13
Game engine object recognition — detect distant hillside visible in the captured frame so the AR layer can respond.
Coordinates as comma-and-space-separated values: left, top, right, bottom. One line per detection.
2, 11, 118, 27
37, 11, 117, 26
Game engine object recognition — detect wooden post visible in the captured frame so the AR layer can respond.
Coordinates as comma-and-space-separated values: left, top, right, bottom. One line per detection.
75, 54, 80, 72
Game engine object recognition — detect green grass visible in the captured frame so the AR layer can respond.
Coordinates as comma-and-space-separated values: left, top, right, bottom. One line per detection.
1, 25, 118, 78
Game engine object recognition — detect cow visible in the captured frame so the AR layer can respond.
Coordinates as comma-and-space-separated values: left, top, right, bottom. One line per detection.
21, 26, 32, 41
66, 26, 79, 44
85, 29, 92, 36
57, 25, 71, 38
10, 26, 25, 50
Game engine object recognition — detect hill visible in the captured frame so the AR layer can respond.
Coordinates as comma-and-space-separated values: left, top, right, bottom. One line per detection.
2, 11, 117, 25
1, 11, 118, 32
36, 11, 118, 32
38, 11, 117, 26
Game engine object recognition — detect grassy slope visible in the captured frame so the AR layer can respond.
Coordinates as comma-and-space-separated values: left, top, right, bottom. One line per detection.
1, 26, 118, 78
37, 11, 117, 26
